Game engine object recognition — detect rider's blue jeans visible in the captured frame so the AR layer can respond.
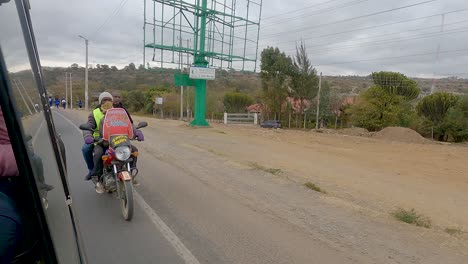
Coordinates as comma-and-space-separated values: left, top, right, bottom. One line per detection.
81, 143, 94, 172
0, 186, 21, 263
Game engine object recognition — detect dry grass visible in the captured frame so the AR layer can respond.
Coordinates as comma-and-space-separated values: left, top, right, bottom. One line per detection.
445, 227, 463, 236
392, 208, 431, 228
304, 182, 326, 194
250, 162, 282, 175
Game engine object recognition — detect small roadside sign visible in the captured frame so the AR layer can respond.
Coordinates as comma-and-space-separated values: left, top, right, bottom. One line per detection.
174, 73, 195, 86
189, 67, 215, 80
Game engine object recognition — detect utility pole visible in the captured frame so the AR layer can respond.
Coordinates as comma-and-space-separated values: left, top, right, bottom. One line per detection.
178, 36, 184, 120
17, 79, 36, 112
315, 72, 322, 130
69, 72, 73, 109
430, 14, 445, 94
14, 80, 32, 115
65, 72, 68, 109
79, 35, 89, 110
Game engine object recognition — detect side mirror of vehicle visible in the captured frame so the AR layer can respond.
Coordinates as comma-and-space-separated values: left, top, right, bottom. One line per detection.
135, 121, 148, 129
79, 124, 94, 132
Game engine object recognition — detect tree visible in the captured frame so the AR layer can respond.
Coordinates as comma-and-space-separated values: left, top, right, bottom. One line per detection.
372, 71, 420, 100
70, 63, 79, 69
319, 81, 331, 118
223, 92, 254, 113
125, 62, 136, 72
260, 47, 293, 118
442, 107, 468, 142
138, 64, 145, 70
346, 86, 406, 131
290, 41, 318, 114
416, 92, 459, 140
111, 66, 118, 71
125, 90, 146, 112
437, 95, 468, 142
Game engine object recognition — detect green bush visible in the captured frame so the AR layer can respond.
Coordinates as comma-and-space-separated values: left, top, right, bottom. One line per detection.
223, 92, 254, 113
346, 86, 405, 131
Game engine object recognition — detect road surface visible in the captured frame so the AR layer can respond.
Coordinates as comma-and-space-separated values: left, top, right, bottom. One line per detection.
38, 110, 467, 264
47, 110, 366, 264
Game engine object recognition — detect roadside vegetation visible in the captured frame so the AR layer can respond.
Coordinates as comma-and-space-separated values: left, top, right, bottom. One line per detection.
304, 182, 326, 194
392, 208, 431, 228
11, 43, 467, 142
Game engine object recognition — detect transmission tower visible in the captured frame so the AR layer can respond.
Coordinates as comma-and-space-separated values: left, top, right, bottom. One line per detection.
143, 0, 262, 126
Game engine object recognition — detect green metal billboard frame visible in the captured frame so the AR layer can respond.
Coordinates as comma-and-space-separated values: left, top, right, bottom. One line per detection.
143, 0, 262, 126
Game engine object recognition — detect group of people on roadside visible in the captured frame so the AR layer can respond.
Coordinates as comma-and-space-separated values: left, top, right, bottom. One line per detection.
47, 97, 84, 109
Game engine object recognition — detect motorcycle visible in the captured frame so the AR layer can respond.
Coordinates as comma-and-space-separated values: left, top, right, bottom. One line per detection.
79, 108, 147, 221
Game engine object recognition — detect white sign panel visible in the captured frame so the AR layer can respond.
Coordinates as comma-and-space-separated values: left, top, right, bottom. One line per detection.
189, 67, 216, 80
155, 97, 164, 105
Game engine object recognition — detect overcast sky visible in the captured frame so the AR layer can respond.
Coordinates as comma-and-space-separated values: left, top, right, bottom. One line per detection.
19, 0, 468, 77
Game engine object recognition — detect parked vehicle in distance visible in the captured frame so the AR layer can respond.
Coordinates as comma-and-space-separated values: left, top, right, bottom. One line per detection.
260, 120, 281, 129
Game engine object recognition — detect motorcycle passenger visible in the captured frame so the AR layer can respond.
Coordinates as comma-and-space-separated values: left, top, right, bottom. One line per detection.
82, 92, 114, 181
82, 92, 144, 182
111, 90, 133, 124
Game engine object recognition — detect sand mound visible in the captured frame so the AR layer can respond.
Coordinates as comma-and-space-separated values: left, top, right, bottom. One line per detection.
373, 127, 427, 144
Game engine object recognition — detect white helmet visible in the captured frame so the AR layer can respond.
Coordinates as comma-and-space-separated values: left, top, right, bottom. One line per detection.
98, 92, 113, 104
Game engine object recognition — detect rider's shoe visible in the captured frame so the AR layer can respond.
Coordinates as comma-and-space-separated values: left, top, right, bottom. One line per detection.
84, 171, 92, 181
37, 182, 54, 192
95, 182, 105, 194
132, 179, 140, 186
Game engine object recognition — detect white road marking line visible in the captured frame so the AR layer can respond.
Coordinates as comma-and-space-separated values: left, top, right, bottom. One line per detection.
54, 110, 201, 264
134, 192, 201, 264
32, 119, 45, 146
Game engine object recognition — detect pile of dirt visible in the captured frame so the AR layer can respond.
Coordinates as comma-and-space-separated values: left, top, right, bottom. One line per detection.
373, 127, 427, 144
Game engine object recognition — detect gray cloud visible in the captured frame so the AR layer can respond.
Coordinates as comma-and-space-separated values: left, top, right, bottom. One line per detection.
5, 0, 468, 78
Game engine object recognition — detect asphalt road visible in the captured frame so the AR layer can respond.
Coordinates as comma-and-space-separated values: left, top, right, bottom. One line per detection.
48, 110, 365, 264
49, 111, 185, 264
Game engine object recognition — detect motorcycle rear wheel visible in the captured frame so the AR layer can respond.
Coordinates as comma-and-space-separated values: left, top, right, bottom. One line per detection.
120, 180, 134, 221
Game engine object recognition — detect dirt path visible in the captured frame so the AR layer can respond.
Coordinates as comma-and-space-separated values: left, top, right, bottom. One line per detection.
69, 110, 468, 263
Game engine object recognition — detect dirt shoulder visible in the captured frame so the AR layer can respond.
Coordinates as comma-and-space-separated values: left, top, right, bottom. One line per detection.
70, 109, 468, 231
204, 123, 468, 232
67, 109, 468, 262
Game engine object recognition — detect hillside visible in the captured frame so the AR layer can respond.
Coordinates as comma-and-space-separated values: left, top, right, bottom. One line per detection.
10, 64, 468, 113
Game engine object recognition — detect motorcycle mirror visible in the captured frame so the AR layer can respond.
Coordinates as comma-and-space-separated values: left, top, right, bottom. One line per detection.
136, 121, 148, 129
79, 124, 94, 132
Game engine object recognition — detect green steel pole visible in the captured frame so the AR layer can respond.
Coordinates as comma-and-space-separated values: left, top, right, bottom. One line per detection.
190, 0, 209, 127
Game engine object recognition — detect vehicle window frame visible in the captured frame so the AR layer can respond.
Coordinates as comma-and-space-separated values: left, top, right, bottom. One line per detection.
0, 0, 87, 262
0, 45, 58, 264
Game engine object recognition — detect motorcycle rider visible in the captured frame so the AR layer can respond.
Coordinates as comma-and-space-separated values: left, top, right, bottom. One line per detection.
111, 90, 133, 124
81, 92, 144, 182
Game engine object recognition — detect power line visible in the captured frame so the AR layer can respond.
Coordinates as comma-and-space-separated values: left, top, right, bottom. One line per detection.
264, 24, 468, 55
248, 0, 368, 30
261, 0, 438, 39
314, 47, 468, 66
90, 0, 130, 39
306, 19, 468, 49
262, 0, 343, 21
235, 8, 468, 50
235, 0, 369, 38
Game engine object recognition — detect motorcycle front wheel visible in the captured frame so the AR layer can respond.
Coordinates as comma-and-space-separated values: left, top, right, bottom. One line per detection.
120, 180, 134, 221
